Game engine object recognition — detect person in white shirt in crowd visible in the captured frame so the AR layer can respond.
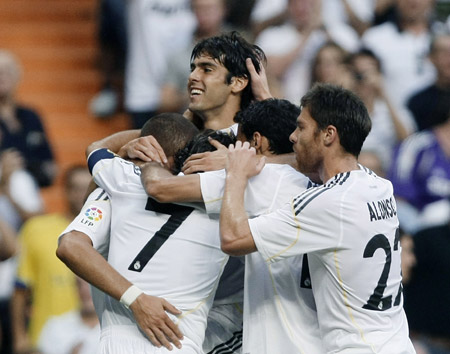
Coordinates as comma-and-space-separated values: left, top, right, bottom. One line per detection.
349, 48, 416, 172
38, 277, 100, 354
361, 0, 437, 110
125, 0, 195, 128
255, 0, 359, 104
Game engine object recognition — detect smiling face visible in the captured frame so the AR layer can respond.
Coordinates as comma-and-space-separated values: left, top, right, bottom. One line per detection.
290, 107, 323, 175
188, 54, 235, 117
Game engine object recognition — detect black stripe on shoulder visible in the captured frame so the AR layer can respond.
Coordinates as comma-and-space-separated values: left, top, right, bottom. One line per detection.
293, 172, 350, 216
294, 186, 332, 216
293, 186, 322, 210
207, 330, 243, 354
361, 165, 377, 177
338, 172, 350, 185
94, 190, 106, 201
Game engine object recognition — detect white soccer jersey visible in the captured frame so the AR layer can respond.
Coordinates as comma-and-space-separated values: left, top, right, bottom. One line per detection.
249, 167, 416, 354
200, 164, 324, 354
87, 149, 228, 353
59, 188, 111, 323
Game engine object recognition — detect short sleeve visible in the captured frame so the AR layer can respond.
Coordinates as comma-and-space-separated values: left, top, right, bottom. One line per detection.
87, 148, 141, 196
250, 187, 341, 263
200, 170, 226, 215
58, 188, 111, 258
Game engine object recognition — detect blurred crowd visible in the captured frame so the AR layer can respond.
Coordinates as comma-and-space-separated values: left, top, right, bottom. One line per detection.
0, 0, 449, 353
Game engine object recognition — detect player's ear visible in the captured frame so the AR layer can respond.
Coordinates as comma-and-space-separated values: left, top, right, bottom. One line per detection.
323, 125, 338, 147
252, 132, 269, 154
230, 76, 248, 94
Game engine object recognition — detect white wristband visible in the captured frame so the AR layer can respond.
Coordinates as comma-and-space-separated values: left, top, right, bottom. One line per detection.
120, 285, 143, 309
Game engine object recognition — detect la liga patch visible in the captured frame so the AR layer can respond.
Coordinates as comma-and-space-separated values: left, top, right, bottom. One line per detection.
85, 207, 103, 222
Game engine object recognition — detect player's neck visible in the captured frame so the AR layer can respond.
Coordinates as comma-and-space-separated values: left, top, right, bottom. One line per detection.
321, 154, 359, 183
202, 107, 238, 130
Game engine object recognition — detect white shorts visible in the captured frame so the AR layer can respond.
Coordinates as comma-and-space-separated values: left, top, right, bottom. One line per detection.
203, 303, 243, 354
99, 325, 201, 354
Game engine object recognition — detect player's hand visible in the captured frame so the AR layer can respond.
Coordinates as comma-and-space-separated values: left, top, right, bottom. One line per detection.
246, 58, 272, 101
226, 141, 265, 179
182, 139, 228, 174
130, 294, 183, 351
118, 136, 168, 165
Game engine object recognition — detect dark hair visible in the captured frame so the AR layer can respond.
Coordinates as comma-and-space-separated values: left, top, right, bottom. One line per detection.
311, 41, 349, 85
300, 83, 371, 157
140, 113, 199, 158
174, 129, 236, 173
191, 31, 266, 110
234, 98, 299, 155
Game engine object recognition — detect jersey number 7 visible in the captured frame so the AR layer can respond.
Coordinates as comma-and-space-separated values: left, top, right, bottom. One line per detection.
128, 198, 194, 272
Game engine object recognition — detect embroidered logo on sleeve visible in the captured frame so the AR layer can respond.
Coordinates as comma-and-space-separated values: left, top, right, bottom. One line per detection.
85, 207, 103, 222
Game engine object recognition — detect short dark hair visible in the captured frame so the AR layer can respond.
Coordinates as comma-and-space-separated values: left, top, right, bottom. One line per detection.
300, 83, 371, 157
174, 129, 236, 173
234, 98, 299, 154
140, 113, 199, 158
191, 31, 266, 110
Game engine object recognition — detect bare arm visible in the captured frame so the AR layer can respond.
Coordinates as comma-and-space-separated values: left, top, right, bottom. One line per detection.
57, 231, 183, 350
86, 130, 168, 165
86, 130, 140, 157
0, 219, 17, 261
368, 70, 410, 141
11, 287, 32, 353
220, 142, 265, 256
342, 0, 371, 36
140, 163, 203, 203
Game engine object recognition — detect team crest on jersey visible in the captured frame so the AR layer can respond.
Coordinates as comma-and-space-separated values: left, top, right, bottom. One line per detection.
85, 207, 103, 222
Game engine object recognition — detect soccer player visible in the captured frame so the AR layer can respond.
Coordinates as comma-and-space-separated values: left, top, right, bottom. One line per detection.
105, 31, 270, 170
219, 84, 416, 353
58, 114, 240, 353
140, 98, 324, 353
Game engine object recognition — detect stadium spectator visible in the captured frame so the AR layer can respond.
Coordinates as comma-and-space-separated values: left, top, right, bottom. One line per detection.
0, 149, 43, 354
37, 277, 100, 354
388, 113, 450, 234
88, 0, 127, 119
310, 41, 353, 88
361, 0, 437, 110
407, 32, 450, 131
124, 0, 195, 128
404, 221, 450, 354
0, 50, 56, 188
0, 219, 16, 263
349, 48, 416, 171
11, 166, 91, 353
321, 0, 375, 37
255, 0, 359, 104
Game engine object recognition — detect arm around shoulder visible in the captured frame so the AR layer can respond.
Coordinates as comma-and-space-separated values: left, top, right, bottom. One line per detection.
140, 162, 203, 203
